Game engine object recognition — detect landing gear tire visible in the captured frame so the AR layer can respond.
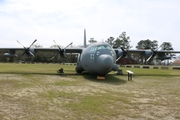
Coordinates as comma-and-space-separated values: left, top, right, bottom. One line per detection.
75, 67, 82, 73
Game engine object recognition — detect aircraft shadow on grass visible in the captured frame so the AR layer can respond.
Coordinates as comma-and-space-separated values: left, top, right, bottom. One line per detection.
59, 72, 127, 85
83, 74, 127, 85
0, 71, 127, 85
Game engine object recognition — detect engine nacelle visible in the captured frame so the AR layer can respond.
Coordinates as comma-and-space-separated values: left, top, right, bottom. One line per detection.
60, 49, 66, 57
156, 53, 171, 61
4, 53, 17, 57
144, 50, 153, 58
4, 50, 17, 57
116, 49, 125, 58
25, 48, 35, 56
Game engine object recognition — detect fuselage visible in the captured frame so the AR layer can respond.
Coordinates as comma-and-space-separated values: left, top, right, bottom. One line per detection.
77, 42, 118, 75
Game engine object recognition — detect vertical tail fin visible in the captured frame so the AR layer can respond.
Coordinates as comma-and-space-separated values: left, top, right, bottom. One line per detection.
84, 29, 87, 48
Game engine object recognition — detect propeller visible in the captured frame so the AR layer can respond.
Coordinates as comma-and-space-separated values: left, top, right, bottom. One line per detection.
51, 40, 73, 60
146, 44, 163, 62
17, 39, 37, 57
146, 48, 155, 62
116, 47, 134, 62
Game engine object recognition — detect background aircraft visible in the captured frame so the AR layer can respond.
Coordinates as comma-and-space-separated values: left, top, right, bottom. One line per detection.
1, 29, 180, 77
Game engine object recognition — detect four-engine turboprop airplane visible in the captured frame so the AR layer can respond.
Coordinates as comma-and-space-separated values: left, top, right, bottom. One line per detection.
1, 29, 180, 77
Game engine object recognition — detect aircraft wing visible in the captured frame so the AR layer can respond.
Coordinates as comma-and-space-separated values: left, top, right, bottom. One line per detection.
125, 49, 179, 53
114, 49, 180, 54
0, 47, 83, 57
0, 47, 83, 53
114, 48, 180, 61
33, 48, 83, 53
153, 50, 180, 53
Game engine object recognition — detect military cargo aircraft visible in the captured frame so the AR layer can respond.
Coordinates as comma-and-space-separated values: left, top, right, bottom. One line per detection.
1, 29, 180, 77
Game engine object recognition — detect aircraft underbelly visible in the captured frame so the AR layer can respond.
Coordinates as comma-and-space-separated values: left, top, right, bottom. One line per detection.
82, 62, 97, 74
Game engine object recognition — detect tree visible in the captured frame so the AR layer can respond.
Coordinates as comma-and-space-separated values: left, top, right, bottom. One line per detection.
160, 42, 173, 50
160, 42, 175, 58
32, 43, 43, 48
88, 38, 97, 44
113, 31, 131, 49
136, 39, 158, 50
50, 44, 62, 48
105, 37, 115, 46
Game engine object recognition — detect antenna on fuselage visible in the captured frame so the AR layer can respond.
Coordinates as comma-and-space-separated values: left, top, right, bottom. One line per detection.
84, 29, 87, 48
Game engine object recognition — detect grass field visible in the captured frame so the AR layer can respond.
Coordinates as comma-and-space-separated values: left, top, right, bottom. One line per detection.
0, 63, 180, 120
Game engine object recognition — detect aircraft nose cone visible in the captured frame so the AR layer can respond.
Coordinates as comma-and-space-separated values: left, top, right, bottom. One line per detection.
97, 55, 113, 74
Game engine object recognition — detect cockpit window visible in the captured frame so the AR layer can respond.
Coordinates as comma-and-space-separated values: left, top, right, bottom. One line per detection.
89, 45, 113, 52
89, 46, 97, 52
97, 45, 112, 50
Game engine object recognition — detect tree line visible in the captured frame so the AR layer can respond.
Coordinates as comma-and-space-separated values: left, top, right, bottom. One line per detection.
0, 31, 175, 63
105, 31, 173, 50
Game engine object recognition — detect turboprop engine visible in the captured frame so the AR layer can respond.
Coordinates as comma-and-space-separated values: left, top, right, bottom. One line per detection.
4, 50, 17, 57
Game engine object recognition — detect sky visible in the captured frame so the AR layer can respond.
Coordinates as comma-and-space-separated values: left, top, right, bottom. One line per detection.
0, 0, 180, 50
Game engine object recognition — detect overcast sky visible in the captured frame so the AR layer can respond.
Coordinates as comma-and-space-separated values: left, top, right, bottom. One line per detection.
0, 0, 180, 50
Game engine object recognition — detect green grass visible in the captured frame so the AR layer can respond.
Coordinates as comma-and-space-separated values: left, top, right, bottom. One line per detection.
0, 63, 180, 119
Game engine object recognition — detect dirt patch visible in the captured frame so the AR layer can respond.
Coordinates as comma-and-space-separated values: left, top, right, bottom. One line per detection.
0, 74, 180, 119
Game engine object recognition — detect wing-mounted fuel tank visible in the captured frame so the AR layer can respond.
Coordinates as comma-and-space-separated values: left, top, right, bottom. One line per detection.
4, 50, 17, 57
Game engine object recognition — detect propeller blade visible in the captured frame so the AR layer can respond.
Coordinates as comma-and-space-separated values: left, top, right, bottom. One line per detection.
64, 42, 73, 49
29, 39, 37, 48
127, 53, 134, 61
29, 51, 35, 57
53, 40, 61, 50
120, 47, 126, 53
51, 41, 73, 60
146, 43, 164, 63
116, 55, 122, 62
146, 48, 157, 62
120, 47, 134, 61
17, 39, 37, 57
22, 51, 26, 56
156, 43, 163, 51
17, 40, 26, 49
146, 54, 153, 62
51, 52, 59, 60
50, 56, 55, 60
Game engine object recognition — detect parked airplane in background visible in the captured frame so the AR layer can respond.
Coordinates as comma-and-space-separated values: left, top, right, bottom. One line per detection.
1, 29, 180, 78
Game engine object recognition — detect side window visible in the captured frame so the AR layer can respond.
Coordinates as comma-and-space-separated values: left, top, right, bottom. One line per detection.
110, 50, 114, 56
96, 51, 100, 56
90, 53, 95, 60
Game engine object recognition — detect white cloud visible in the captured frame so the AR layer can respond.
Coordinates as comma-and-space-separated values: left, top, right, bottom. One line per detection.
0, 0, 180, 50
